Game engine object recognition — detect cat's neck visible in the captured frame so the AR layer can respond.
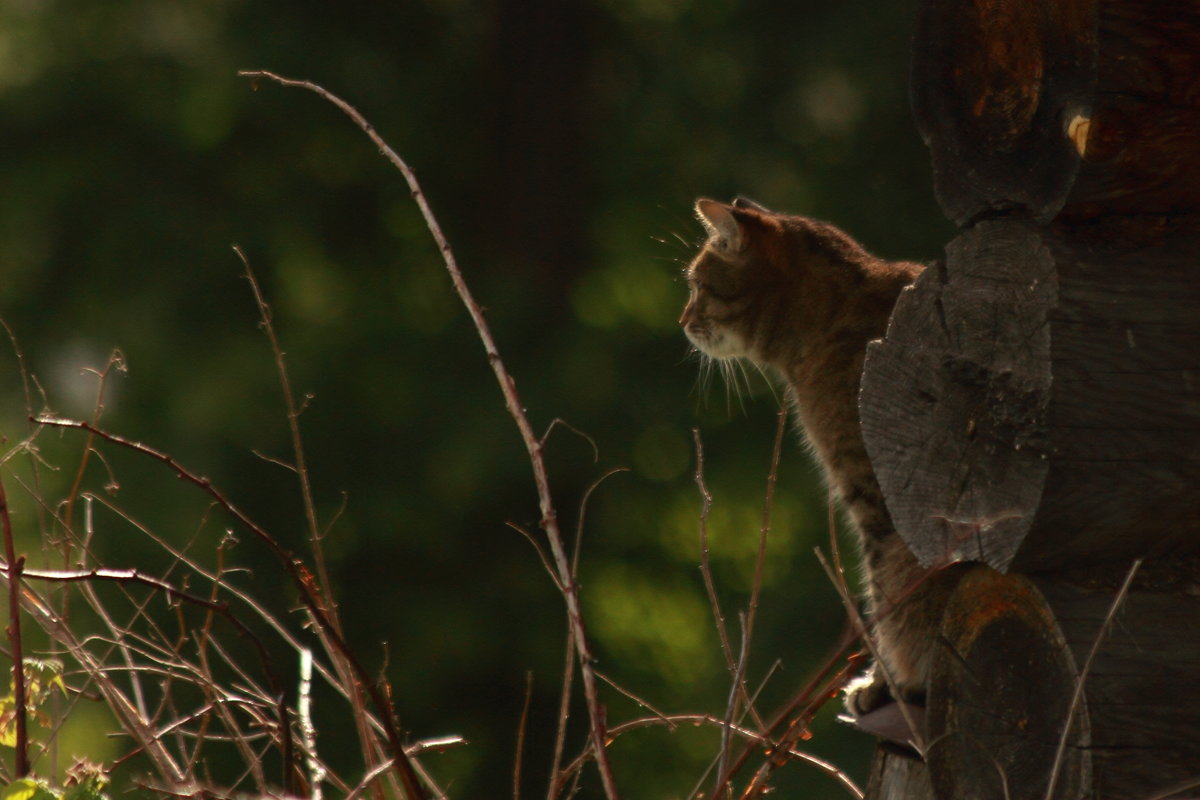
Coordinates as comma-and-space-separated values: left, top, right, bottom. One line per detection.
776, 260, 918, 539
781, 329, 870, 467
771, 256, 913, 380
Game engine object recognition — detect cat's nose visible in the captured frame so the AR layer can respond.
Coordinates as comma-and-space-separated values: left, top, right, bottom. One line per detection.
678, 305, 693, 326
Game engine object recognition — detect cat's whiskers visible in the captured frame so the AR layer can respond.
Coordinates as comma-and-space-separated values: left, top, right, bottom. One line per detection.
685, 347, 716, 408
719, 359, 738, 413
691, 354, 751, 416
724, 357, 753, 407
723, 358, 747, 414
747, 359, 780, 404
685, 348, 750, 415
700, 357, 716, 406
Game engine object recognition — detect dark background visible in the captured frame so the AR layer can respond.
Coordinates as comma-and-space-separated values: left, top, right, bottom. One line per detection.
0, 1, 952, 796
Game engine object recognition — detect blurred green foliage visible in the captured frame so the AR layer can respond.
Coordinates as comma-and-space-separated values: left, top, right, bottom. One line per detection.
0, 0, 953, 796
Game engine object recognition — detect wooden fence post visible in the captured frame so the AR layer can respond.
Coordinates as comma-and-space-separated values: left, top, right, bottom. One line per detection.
855, 2, 1200, 797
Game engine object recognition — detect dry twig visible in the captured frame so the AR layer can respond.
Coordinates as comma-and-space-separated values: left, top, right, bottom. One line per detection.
32, 413, 420, 800
237, 245, 391, 800
1043, 558, 1141, 800
238, 68, 620, 800
0, 475, 29, 778
514, 671, 533, 800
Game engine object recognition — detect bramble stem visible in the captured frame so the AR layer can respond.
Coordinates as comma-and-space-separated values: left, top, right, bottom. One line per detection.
32, 414, 421, 800
237, 68, 620, 800
0, 475, 29, 777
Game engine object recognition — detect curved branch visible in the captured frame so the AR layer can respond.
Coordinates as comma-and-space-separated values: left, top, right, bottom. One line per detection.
237, 68, 619, 800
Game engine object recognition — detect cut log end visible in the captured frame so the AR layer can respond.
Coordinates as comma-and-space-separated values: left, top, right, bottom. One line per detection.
926, 567, 1090, 800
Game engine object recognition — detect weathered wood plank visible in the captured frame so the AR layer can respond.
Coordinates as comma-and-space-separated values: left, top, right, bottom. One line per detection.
1009, 228, 1200, 568
861, 221, 1200, 572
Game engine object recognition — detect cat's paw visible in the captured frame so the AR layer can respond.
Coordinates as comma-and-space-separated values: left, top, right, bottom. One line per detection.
843, 667, 925, 717
843, 668, 890, 716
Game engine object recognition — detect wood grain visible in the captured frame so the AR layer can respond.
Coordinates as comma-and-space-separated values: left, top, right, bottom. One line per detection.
860, 220, 1054, 571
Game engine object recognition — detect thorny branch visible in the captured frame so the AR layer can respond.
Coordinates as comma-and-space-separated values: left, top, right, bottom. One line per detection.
1, 473, 30, 777
237, 245, 389, 800
694, 414, 860, 800
31, 413, 424, 800
559, 713, 863, 800
9, 561, 295, 791
237, 68, 620, 800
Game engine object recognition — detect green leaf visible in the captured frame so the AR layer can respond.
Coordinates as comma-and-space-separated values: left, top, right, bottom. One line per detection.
62, 778, 107, 800
63, 760, 108, 800
0, 695, 16, 748
21, 660, 65, 708
0, 778, 60, 800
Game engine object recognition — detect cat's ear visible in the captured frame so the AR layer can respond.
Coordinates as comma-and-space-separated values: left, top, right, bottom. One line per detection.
695, 198, 744, 250
732, 196, 771, 213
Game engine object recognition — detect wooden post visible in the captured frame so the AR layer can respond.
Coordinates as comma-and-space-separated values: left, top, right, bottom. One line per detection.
856, 2, 1200, 797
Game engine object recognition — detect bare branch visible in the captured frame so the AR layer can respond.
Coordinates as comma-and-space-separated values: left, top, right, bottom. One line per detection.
593, 670, 675, 727
507, 522, 565, 594
539, 418, 600, 464
299, 648, 326, 800
705, 636, 863, 798
17, 585, 188, 785
739, 406, 787, 720
1043, 558, 1142, 800
546, 626, 575, 800
62, 349, 126, 537
237, 243, 388, 799
0, 476, 30, 777
10, 560, 294, 787
514, 671, 533, 800
236, 247, 335, 614
562, 713, 863, 800
237, 68, 620, 799
32, 412, 418, 799
691, 430, 736, 680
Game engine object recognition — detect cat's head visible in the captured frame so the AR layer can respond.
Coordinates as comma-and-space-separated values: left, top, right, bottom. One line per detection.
678, 198, 794, 367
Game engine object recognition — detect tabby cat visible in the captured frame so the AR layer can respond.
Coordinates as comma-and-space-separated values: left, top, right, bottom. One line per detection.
679, 197, 954, 715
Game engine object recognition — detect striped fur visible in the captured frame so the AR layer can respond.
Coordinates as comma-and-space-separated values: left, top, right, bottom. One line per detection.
680, 198, 956, 715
